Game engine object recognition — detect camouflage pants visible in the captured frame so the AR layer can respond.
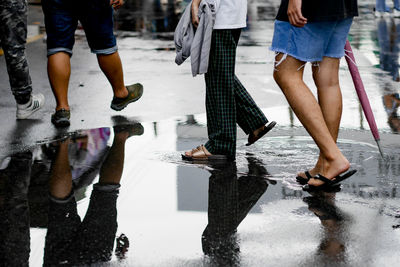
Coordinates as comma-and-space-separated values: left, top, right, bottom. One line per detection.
0, 0, 32, 104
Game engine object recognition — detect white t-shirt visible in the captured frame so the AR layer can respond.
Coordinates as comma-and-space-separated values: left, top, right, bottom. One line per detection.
214, 0, 247, 29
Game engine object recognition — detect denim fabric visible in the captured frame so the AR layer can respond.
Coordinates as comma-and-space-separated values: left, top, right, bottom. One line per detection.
376, 0, 400, 12
270, 18, 353, 62
42, 0, 117, 56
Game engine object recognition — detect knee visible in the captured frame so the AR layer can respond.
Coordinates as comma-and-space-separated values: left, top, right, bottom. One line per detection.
273, 69, 285, 87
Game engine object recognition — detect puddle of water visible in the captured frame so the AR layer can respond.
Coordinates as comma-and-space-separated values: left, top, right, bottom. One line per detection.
1, 115, 399, 266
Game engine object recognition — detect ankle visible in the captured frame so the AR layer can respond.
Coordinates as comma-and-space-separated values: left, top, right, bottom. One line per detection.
56, 106, 70, 111
253, 125, 264, 136
114, 87, 128, 98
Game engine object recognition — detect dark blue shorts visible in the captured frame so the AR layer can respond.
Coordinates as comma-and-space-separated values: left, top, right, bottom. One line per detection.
42, 0, 117, 56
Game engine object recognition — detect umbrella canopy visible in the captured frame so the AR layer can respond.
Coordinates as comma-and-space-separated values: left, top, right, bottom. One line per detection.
344, 40, 384, 157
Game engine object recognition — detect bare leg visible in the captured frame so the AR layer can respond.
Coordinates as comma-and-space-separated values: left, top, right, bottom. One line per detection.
49, 139, 72, 199
98, 130, 129, 184
298, 57, 343, 179
273, 54, 349, 182
97, 52, 128, 99
47, 52, 71, 111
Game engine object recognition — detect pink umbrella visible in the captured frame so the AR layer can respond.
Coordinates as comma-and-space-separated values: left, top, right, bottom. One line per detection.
344, 40, 384, 157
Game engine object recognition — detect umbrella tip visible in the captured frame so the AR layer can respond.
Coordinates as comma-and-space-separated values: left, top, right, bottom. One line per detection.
376, 140, 385, 159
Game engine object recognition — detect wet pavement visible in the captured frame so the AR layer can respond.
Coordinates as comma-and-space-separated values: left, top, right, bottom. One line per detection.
1, 0, 400, 266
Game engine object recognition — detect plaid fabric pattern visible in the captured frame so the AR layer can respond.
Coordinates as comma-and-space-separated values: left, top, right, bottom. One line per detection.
204, 29, 268, 158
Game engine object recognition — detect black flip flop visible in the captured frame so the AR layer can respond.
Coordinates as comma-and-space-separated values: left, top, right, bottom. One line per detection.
246, 121, 277, 146
302, 170, 357, 192
296, 170, 313, 185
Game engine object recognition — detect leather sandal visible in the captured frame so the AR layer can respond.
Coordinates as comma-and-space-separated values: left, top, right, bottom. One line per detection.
181, 145, 230, 162
246, 121, 277, 146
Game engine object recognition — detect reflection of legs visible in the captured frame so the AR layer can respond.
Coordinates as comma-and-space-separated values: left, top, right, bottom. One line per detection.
76, 128, 129, 263
298, 58, 342, 179
76, 184, 119, 263
304, 193, 346, 260
98, 127, 129, 184
49, 139, 72, 198
45, 139, 80, 267
48, 53, 71, 111
273, 54, 349, 182
0, 152, 32, 266
202, 164, 239, 266
97, 52, 128, 99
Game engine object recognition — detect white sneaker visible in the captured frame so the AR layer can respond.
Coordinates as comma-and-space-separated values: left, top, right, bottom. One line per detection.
16, 93, 45, 119
375, 10, 390, 17
393, 9, 400, 18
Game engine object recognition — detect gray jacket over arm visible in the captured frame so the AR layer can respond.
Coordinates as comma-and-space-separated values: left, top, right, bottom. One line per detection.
174, 0, 217, 77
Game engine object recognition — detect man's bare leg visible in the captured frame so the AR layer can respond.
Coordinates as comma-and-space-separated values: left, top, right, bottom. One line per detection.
273, 54, 349, 182
48, 52, 71, 111
97, 52, 128, 98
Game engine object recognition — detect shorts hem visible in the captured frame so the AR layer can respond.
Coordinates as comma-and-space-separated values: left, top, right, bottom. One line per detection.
269, 47, 323, 62
48, 48, 73, 57
91, 45, 118, 55
324, 53, 344, 59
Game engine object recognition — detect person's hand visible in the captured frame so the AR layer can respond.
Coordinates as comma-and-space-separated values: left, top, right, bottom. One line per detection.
287, 0, 307, 27
110, 0, 124, 10
191, 0, 201, 28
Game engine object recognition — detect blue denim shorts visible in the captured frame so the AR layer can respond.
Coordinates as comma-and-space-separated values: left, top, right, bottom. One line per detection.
42, 0, 117, 56
270, 18, 353, 62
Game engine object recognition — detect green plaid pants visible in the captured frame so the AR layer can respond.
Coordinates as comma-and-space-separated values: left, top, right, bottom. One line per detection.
204, 29, 268, 159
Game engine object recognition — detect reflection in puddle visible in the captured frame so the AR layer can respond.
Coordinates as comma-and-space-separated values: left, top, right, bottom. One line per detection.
303, 192, 349, 264
201, 160, 269, 266
0, 121, 142, 266
0, 116, 399, 265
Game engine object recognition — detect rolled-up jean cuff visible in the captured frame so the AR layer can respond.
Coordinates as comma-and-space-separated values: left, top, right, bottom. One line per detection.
49, 190, 75, 204
91, 45, 118, 55
47, 47, 73, 57
93, 182, 121, 192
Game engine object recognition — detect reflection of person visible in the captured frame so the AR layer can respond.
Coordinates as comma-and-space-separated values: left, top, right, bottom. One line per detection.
183, 0, 276, 162
383, 93, 400, 132
377, 18, 400, 81
376, 18, 400, 132
41, 0, 143, 127
303, 191, 348, 263
0, 0, 45, 119
375, 0, 400, 17
271, 0, 358, 189
44, 123, 142, 265
202, 159, 269, 265
0, 152, 32, 266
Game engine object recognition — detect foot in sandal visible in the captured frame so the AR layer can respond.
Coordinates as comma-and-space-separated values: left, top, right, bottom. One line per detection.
182, 145, 233, 162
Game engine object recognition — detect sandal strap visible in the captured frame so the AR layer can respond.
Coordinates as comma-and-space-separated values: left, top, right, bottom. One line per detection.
314, 174, 334, 185
305, 171, 312, 179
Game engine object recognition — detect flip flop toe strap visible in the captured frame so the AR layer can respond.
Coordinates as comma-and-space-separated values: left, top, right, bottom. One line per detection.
314, 174, 334, 185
